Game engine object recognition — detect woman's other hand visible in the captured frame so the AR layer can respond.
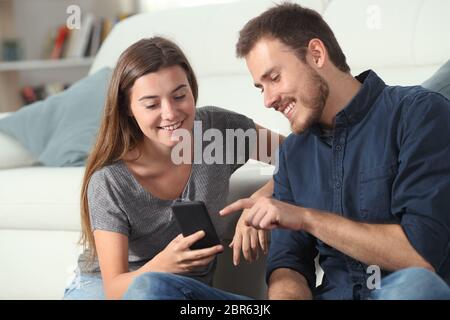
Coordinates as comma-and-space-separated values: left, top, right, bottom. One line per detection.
230, 207, 268, 266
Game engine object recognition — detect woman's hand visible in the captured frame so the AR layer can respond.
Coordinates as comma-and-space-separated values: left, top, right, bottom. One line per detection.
222, 179, 275, 266
150, 231, 223, 273
230, 206, 268, 266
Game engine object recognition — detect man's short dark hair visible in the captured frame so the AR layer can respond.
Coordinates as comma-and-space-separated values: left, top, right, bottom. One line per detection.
236, 2, 350, 73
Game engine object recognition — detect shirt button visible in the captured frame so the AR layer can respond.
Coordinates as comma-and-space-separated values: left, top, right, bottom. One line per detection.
335, 182, 341, 189
335, 145, 342, 151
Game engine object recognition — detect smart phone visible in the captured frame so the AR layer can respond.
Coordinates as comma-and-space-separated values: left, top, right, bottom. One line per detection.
171, 200, 221, 250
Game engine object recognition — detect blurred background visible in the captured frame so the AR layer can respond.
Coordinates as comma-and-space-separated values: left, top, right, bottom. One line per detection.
0, 0, 266, 112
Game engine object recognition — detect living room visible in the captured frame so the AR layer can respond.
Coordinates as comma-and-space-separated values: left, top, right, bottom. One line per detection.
0, 0, 449, 302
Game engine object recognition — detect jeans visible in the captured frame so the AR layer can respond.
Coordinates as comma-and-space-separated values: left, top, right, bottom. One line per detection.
369, 267, 450, 300
63, 267, 449, 300
63, 272, 105, 300
123, 272, 252, 300
63, 271, 250, 300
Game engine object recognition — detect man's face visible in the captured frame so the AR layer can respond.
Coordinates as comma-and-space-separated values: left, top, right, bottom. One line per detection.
245, 37, 329, 134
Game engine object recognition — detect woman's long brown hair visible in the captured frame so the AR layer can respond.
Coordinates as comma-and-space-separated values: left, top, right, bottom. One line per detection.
79, 37, 198, 258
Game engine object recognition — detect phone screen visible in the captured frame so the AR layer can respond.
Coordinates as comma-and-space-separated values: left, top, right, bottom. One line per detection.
171, 200, 221, 250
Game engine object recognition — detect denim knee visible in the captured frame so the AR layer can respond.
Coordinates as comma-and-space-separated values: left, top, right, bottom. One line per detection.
123, 272, 189, 300
370, 267, 450, 300
63, 273, 104, 300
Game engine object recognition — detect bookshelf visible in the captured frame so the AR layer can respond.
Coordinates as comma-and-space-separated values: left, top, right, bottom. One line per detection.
0, 0, 137, 112
0, 58, 94, 72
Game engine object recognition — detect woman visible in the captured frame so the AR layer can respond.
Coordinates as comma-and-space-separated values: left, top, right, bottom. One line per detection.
63, 37, 279, 300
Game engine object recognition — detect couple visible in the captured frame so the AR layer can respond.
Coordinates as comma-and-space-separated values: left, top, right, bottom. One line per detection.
64, 3, 450, 300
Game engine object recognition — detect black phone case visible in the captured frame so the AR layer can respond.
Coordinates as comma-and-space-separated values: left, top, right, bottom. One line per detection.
171, 200, 221, 250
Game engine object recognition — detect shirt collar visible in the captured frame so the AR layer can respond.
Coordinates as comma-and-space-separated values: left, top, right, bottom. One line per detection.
336, 70, 386, 127
310, 70, 386, 135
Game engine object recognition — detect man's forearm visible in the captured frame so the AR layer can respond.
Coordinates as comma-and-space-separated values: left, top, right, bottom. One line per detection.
302, 209, 433, 271
268, 268, 313, 300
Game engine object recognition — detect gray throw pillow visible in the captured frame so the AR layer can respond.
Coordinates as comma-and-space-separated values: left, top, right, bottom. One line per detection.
0, 67, 111, 166
422, 60, 450, 99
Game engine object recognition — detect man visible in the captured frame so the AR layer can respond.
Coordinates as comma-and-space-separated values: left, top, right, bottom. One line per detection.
221, 3, 450, 299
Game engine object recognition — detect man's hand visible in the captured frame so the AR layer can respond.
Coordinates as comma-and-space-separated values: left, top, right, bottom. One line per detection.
220, 197, 306, 231
230, 207, 268, 266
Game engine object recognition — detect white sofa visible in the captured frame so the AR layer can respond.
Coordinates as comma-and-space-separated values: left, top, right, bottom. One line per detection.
1, 0, 449, 299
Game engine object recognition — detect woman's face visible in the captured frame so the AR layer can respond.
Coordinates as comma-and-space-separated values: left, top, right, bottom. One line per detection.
129, 65, 196, 149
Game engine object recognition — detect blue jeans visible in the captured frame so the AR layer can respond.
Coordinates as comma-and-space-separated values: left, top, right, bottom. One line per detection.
123, 272, 252, 300
63, 267, 449, 300
369, 267, 450, 300
63, 271, 250, 300
63, 272, 105, 300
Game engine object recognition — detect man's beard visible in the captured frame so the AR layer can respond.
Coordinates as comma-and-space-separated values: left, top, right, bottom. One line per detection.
291, 66, 329, 134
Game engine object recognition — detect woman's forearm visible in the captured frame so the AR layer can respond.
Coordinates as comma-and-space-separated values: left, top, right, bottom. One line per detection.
103, 258, 161, 300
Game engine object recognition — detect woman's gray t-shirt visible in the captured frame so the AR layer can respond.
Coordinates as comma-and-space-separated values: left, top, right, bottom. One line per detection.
77, 106, 256, 285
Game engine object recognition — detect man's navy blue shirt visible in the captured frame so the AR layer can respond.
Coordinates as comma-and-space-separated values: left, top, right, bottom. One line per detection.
267, 70, 450, 299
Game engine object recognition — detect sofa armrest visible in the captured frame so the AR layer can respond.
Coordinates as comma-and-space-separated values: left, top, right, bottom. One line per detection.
213, 161, 273, 299
213, 241, 268, 299
221, 161, 273, 240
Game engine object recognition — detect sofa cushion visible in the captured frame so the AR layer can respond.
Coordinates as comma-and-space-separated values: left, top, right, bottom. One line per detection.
422, 60, 450, 99
0, 131, 37, 169
89, 0, 326, 77
0, 167, 84, 231
324, 0, 450, 86
0, 230, 81, 299
0, 68, 111, 167
0, 113, 38, 169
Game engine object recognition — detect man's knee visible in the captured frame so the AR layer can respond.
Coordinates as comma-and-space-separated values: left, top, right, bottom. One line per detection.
388, 267, 434, 282
371, 267, 450, 300
385, 267, 444, 288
